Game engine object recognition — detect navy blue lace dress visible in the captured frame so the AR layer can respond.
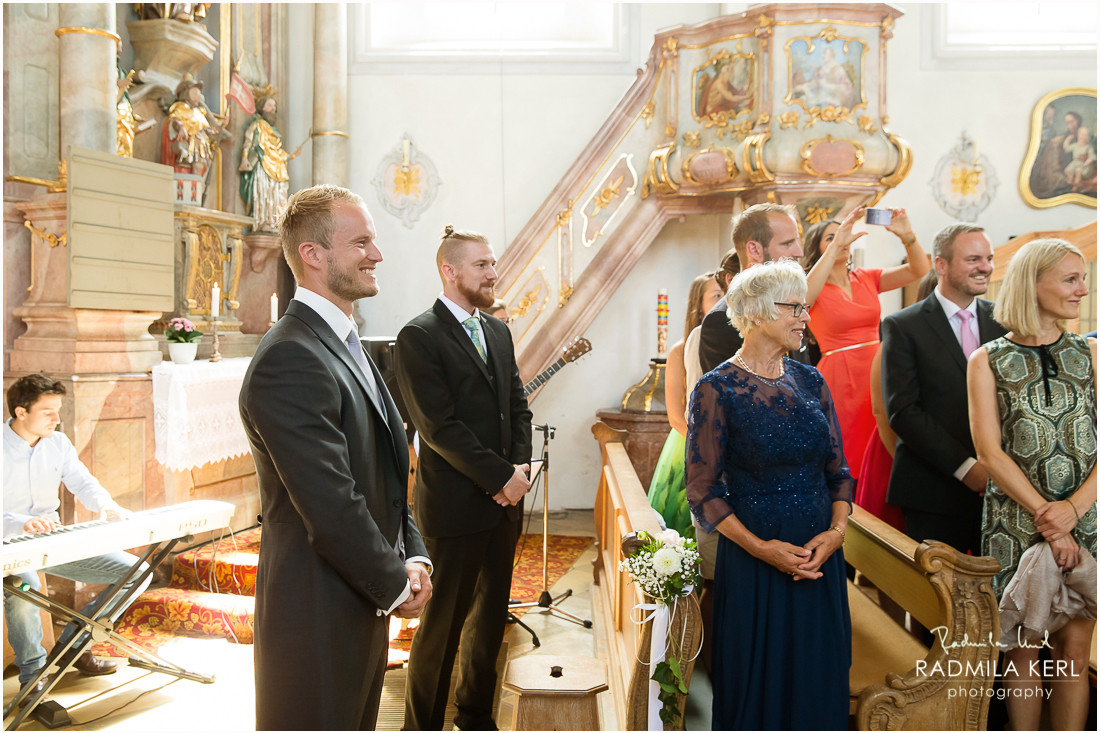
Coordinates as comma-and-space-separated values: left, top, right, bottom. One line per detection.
686, 358, 853, 730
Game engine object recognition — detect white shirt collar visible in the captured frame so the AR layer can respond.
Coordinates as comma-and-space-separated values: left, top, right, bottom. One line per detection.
4, 420, 31, 453
933, 287, 978, 321
439, 293, 481, 325
292, 287, 358, 342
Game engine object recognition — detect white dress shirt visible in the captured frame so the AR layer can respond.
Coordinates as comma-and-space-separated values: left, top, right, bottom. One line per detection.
293, 287, 382, 401
933, 287, 981, 481
292, 287, 431, 615
3, 420, 122, 537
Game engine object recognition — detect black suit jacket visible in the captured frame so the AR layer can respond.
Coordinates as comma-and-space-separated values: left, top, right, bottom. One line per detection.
239, 300, 427, 729
394, 299, 533, 539
698, 298, 743, 374
881, 294, 1006, 515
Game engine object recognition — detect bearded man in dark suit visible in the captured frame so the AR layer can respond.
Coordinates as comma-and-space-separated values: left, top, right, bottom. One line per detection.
239, 184, 431, 730
396, 226, 533, 732
882, 223, 1007, 555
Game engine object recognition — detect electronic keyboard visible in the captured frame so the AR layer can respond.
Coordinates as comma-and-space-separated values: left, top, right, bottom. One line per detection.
2, 500, 234, 576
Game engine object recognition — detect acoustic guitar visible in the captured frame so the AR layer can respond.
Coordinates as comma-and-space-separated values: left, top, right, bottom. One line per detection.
522, 337, 592, 396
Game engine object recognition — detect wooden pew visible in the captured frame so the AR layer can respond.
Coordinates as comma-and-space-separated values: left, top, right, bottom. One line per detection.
847, 505, 1001, 730
591, 422, 701, 730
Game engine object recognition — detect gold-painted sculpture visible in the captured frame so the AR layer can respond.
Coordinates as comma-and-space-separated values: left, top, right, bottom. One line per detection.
163, 77, 229, 204
239, 97, 304, 232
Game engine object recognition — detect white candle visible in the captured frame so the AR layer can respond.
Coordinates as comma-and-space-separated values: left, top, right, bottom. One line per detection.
211, 282, 220, 318
270, 292, 278, 323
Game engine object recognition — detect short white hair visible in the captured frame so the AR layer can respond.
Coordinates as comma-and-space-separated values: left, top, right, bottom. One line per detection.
726, 260, 808, 333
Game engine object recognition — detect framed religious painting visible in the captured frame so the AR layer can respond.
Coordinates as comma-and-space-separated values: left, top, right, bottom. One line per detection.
1019, 87, 1097, 209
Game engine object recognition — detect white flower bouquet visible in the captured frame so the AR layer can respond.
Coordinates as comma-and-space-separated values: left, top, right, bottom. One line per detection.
619, 528, 702, 727
618, 528, 701, 602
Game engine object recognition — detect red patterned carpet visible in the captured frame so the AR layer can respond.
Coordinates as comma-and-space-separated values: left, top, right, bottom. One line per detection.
92, 530, 592, 662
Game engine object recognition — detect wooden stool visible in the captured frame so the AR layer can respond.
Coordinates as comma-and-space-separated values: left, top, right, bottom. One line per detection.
502, 654, 608, 731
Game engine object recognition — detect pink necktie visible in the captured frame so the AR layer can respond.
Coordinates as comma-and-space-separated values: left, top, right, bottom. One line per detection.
957, 310, 978, 359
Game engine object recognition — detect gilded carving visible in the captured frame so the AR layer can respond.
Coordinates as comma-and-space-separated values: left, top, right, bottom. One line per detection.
800, 135, 865, 178
591, 175, 625, 215
682, 131, 701, 148
504, 268, 551, 342
803, 203, 836, 224
640, 102, 656, 129
741, 132, 774, 183
880, 126, 914, 189
858, 114, 877, 134
784, 27, 867, 125
583, 154, 638, 246
23, 221, 67, 294
778, 112, 800, 130
952, 167, 981, 197
640, 144, 679, 198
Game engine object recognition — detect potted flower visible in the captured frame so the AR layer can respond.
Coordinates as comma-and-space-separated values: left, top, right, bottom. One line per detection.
165, 317, 203, 364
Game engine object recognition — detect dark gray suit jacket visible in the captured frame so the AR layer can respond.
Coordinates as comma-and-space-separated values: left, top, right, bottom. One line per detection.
239, 299, 427, 729
882, 293, 1006, 515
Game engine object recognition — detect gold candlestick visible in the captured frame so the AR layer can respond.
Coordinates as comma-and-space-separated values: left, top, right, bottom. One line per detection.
210, 317, 223, 362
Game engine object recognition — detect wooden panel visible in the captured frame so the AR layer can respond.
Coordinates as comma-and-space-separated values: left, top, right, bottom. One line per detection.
66, 147, 175, 311
846, 505, 941, 630
91, 419, 145, 514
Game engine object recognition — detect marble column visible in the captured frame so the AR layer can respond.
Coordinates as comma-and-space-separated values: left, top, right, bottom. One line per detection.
312, 3, 349, 186
57, 3, 117, 155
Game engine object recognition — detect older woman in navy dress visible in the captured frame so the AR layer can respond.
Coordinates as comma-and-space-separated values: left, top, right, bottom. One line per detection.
686, 260, 853, 730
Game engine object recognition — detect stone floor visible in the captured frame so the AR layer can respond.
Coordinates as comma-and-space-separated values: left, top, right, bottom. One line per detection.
5, 510, 716, 731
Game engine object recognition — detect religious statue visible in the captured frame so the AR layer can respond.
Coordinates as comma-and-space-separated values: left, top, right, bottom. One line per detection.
239, 97, 304, 232
116, 66, 139, 158
134, 3, 210, 21
162, 77, 229, 202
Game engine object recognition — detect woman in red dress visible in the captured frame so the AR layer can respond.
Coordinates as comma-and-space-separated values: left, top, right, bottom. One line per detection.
803, 207, 929, 481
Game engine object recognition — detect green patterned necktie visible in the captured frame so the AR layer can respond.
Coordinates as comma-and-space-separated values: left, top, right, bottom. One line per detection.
462, 316, 487, 362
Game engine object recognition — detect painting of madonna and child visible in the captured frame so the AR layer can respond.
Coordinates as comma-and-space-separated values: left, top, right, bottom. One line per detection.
787, 38, 865, 112
1024, 90, 1097, 205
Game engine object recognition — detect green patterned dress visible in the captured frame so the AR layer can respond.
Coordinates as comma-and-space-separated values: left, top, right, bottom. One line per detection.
982, 332, 1097, 599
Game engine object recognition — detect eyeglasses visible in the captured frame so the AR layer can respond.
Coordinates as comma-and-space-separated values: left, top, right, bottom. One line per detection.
774, 302, 809, 317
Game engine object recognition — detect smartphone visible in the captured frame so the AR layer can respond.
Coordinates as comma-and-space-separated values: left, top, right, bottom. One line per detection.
865, 208, 893, 226
527, 460, 544, 480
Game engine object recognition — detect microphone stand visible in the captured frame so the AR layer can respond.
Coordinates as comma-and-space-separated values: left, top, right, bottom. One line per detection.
508, 423, 592, 635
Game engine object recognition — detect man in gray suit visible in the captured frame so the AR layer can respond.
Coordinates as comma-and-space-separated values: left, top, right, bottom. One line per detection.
239, 184, 431, 730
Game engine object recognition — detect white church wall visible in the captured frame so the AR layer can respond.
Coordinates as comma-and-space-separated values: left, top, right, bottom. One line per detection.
284, 3, 1096, 510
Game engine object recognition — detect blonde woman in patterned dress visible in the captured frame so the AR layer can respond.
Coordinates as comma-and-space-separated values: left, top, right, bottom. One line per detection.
968, 238, 1096, 732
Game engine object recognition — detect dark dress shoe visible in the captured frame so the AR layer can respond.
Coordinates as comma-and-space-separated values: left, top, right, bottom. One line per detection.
72, 651, 117, 676
17, 675, 50, 708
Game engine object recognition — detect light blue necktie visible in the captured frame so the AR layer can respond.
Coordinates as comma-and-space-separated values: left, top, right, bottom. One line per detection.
345, 329, 384, 411
463, 316, 487, 362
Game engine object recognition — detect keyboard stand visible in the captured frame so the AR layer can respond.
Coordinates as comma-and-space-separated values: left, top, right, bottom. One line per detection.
3, 537, 216, 730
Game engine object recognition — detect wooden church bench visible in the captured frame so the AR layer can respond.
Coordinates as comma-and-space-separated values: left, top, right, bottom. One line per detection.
591, 421, 701, 730
846, 505, 1001, 730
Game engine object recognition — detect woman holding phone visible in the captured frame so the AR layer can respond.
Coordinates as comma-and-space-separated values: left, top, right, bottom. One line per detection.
802, 206, 929, 483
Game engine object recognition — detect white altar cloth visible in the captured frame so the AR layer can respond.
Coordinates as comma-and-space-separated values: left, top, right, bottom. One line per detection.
153, 357, 252, 471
